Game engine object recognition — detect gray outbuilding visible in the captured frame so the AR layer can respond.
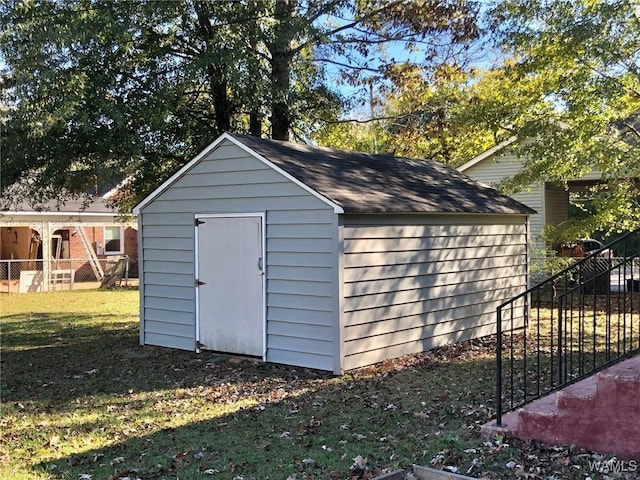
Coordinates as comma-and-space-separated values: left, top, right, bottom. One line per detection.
133, 133, 535, 373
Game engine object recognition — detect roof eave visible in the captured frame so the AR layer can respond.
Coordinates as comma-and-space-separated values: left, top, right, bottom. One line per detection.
457, 135, 519, 172
133, 133, 234, 214
133, 133, 345, 215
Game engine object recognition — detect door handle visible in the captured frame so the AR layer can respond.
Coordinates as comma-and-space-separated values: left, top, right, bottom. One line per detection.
258, 257, 265, 276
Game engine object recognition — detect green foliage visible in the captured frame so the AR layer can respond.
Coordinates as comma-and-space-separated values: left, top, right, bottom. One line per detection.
529, 245, 575, 284
486, 0, 640, 236
320, 0, 640, 236
379, 64, 506, 164
1, 1, 247, 206
314, 63, 504, 163
312, 119, 388, 153
1, 0, 481, 210
5, 0, 637, 238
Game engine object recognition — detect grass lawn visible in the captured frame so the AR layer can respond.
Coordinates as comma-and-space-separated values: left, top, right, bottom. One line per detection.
0, 290, 620, 480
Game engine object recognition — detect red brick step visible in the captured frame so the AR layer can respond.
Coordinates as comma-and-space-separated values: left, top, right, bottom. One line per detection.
482, 355, 640, 459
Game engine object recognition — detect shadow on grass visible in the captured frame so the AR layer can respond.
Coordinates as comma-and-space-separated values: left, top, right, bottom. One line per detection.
2, 311, 246, 408
3, 309, 516, 478
30, 350, 500, 480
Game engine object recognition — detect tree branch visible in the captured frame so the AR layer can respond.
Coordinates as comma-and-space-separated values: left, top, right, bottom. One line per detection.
292, 0, 405, 53
314, 113, 412, 124
588, 64, 640, 98
313, 57, 381, 73
621, 121, 640, 140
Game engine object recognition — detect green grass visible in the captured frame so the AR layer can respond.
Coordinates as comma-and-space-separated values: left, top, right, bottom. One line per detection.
0, 290, 623, 479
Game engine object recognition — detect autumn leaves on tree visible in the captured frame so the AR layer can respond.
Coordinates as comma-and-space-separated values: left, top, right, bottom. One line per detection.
1, 0, 638, 234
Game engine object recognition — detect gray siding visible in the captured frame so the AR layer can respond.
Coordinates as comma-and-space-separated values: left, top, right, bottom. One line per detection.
266, 209, 338, 372
139, 140, 338, 371
139, 208, 195, 351
341, 215, 528, 370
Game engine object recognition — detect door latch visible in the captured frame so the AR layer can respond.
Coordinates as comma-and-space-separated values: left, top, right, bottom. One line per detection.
258, 257, 265, 275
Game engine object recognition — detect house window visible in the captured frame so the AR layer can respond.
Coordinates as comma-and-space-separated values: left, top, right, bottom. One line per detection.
104, 226, 124, 254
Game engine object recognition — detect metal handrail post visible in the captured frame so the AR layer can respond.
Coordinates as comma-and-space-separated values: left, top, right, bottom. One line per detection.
496, 306, 503, 426
558, 295, 564, 386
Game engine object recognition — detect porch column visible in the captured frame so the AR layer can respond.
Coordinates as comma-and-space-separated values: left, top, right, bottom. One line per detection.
42, 221, 51, 292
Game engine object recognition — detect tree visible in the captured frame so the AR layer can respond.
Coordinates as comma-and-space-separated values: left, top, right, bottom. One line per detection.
313, 63, 510, 166
381, 63, 505, 164
484, 0, 640, 239
1, 1, 260, 206
320, 0, 640, 239
0, 0, 481, 209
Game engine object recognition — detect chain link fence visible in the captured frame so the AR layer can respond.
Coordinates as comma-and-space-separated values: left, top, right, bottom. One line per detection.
0, 257, 137, 293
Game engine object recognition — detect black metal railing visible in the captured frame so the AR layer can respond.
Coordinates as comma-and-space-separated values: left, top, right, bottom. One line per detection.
495, 228, 640, 426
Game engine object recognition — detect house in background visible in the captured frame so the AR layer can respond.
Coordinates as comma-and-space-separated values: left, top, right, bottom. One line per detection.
134, 133, 533, 373
458, 138, 602, 254
0, 197, 137, 293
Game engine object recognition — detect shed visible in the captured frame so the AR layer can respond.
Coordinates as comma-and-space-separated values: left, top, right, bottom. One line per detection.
133, 133, 535, 373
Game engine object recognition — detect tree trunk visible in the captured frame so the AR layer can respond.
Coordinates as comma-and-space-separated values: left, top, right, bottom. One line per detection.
270, 0, 296, 141
210, 65, 232, 133
249, 113, 262, 136
195, 2, 234, 135
248, 0, 262, 137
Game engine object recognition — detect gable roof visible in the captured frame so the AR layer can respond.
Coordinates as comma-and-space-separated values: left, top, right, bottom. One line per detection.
135, 132, 535, 216
457, 135, 519, 172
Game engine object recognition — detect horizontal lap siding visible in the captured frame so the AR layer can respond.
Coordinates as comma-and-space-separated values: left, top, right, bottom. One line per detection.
266, 210, 337, 371
462, 153, 544, 249
544, 185, 569, 232
341, 216, 528, 370
141, 211, 196, 350
513, 193, 542, 249
140, 141, 337, 370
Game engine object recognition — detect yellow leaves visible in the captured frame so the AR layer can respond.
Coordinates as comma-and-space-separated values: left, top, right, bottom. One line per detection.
384, 63, 424, 90
15, 0, 36, 15
47, 434, 62, 448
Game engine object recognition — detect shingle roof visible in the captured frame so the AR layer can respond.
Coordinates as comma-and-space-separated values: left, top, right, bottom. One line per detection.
2, 195, 117, 214
232, 134, 535, 216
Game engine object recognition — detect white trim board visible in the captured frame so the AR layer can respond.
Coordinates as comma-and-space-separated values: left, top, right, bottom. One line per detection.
457, 135, 519, 172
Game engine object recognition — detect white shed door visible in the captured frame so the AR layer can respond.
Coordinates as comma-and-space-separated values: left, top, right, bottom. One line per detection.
197, 216, 264, 357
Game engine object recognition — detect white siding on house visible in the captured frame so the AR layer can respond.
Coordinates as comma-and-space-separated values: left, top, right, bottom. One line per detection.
462, 152, 545, 251
139, 140, 338, 371
341, 214, 528, 370
462, 152, 603, 256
